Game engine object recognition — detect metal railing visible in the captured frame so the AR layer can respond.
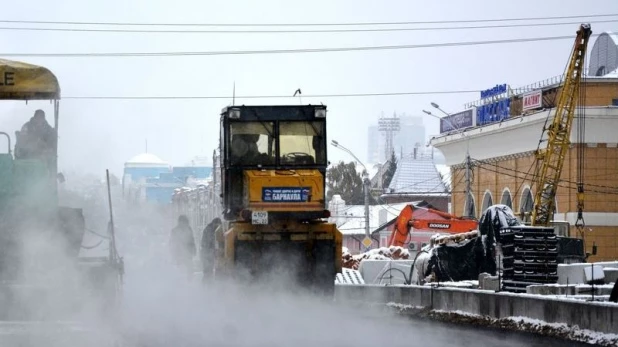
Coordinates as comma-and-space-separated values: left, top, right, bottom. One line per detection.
463, 68, 599, 109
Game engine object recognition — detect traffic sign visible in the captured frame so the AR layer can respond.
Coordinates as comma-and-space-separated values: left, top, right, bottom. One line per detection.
362, 236, 372, 248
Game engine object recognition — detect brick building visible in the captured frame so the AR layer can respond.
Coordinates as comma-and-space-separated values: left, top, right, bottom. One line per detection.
430, 44, 618, 261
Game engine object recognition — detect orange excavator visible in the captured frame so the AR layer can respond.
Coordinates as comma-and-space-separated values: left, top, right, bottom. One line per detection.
387, 204, 478, 248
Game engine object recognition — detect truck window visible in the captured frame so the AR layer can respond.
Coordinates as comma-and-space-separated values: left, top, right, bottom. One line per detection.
229, 122, 275, 166
279, 121, 325, 165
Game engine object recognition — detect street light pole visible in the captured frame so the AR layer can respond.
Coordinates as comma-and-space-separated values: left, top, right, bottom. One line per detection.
331, 140, 372, 251
423, 105, 473, 218
363, 173, 370, 241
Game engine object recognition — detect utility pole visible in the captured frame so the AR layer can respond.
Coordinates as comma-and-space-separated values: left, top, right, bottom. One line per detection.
363, 172, 370, 242
464, 151, 472, 217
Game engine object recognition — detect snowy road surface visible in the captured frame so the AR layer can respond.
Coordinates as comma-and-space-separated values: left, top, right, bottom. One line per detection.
0, 217, 594, 347
0, 268, 593, 347
0, 310, 593, 347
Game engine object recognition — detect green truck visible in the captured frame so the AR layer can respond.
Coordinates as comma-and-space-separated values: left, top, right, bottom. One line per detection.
0, 58, 122, 321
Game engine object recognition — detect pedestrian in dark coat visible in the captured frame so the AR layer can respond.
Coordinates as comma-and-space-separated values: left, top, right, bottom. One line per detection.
201, 218, 221, 281
169, 215, 196, 279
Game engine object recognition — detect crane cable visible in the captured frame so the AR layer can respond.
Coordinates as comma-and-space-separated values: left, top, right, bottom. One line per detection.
575, 47, 587, 239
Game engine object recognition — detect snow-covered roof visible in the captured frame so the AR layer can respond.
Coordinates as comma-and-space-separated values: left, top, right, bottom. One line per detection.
386, 153, 448, 194
125, 153, 170, 168
330, 202, 411, 235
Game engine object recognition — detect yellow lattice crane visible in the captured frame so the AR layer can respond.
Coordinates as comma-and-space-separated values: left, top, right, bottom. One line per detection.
531, 23, 592, 231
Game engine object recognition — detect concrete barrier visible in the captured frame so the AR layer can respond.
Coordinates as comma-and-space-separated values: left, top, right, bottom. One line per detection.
558, 261, 618, 284
334, 284, 618, 334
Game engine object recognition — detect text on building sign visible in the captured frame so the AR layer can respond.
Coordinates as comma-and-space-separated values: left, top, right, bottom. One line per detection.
522, 90, 542, 111
480, 84, 507, 99
477, 98, 510, 126
440, 109, 474, 133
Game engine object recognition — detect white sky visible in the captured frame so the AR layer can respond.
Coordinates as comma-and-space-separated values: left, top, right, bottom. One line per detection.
0, 0, 616, 178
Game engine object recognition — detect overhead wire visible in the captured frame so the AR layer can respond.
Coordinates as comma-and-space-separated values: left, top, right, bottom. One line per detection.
471, 159, 618, 195
472, 158, 618, 192
1, 20, 616, 34
61, 90, 481, 100
0, 33, 602, 58
0, 13, 615, 27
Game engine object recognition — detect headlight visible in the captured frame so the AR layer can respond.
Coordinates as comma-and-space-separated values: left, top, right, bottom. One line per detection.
229, 108, 241, 119
314, 107, 326, 118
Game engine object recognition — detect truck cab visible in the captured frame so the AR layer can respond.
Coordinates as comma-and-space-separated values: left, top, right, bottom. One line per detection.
219, 105, 329, 222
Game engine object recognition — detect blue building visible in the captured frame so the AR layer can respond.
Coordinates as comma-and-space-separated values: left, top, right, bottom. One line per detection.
122, 153, 212, 204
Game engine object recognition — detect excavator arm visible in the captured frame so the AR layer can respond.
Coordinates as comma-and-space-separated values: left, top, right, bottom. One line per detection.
387, 204, 478, 248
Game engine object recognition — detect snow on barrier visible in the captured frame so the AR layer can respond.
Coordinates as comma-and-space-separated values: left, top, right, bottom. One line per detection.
334, 284, 618, 340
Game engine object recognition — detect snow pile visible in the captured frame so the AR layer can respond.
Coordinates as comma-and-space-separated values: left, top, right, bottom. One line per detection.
342, 246, 409, 270
384, 305, 618, 347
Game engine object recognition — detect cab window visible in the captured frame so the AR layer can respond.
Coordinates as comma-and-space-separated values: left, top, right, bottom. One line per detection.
229, 122, 275, 166
279, 121, 325, 165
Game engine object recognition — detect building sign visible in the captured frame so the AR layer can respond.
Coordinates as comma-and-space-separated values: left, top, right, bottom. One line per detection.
480, 84, 507, 99
522, 90, 543, 111
262, 187, 310, 202
440, 109, 475, 133
477, 83, 511, 126
477, 99, 510, 126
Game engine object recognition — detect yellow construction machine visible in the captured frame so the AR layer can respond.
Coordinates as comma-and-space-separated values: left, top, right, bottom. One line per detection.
211, 104, 342, 295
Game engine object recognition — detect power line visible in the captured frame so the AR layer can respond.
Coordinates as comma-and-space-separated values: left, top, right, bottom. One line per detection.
0, 34, 596, 58
61, 90, 480, 100
0, 13, 615, 27
1, 20, 616, 34
472, 159, 618, 194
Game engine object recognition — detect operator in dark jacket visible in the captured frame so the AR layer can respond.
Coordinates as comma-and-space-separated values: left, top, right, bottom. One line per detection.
16, 109, 56, 159
201, 218, 221, 281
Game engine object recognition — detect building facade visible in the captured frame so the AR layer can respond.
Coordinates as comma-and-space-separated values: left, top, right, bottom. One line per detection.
123, 153, 212, 204
430, 35, 618, 262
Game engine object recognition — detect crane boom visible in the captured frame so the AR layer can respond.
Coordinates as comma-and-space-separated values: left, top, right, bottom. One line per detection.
531, 23, 592, 226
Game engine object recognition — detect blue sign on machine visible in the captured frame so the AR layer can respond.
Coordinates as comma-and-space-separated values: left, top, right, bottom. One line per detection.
262, 187, 310, 202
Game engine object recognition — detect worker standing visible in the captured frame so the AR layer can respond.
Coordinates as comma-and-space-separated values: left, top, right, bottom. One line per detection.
169, 215, 196, 280
200, 218, 221, 282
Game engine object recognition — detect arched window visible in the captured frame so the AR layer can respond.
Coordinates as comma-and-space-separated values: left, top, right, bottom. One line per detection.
464, 193, 476, 218
520, 187, 534, 223
553, 197, 558, 214
481, 190, 493, 215
501, 189, 512, 208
